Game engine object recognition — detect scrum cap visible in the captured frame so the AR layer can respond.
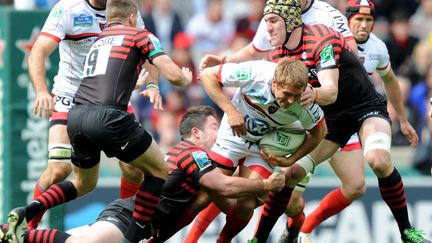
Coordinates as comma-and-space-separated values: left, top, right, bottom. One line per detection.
264, 0, 302, 33
345, 0, 376, 20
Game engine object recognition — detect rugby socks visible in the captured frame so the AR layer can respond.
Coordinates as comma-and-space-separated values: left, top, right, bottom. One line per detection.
254, 186, 293, 242
217, 204, 252, 243
24, 229, 70, 243
301, 187, 351, 233
25, 181, 77, 222
185, 203, 221, 242
120, 176, 141, 199
124, 175, 164, 242
378, 168, 411, 234
287, 200, 305, 234
27, 180, 46, 229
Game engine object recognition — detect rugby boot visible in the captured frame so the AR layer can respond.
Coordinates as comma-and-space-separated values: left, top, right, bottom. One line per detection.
402, 228, 431, 243
5, 207, 27, 243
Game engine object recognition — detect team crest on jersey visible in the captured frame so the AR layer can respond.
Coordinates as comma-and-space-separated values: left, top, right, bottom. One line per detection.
268, 105, 278, 114
192, 151, 212, 170
359, 55, 365, 63
319, 44, 336, 68
74, 14, 93, 27
235, 67, 251, 81
49, 5, 64, 19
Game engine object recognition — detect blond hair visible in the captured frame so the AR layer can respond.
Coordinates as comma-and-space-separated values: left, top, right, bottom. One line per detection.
106, 0, 138, 22
274, 58, 308, 89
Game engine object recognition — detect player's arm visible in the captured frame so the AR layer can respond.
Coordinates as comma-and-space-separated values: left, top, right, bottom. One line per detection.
200, 65, 246, 136
286, 120, 327, 167
199, 168, 285, 198
151, 55, 191, 86
199, 43, 267, 70
381, 69, 419, 146
138, 61, 163, 111
314, 68, 339, 105
28, 35, 58, 119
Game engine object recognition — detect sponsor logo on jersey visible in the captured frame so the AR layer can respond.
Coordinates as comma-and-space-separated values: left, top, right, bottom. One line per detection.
319, 44, 336, 68
246, 89, 268, 104
148, 34, 164, 57
192, 151, 212, 170
74, 14, 93, 27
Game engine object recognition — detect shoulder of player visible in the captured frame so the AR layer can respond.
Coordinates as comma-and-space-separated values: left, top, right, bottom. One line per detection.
367, 33, 387, 49
55, 0, 88, 15
304, 23, 337, 37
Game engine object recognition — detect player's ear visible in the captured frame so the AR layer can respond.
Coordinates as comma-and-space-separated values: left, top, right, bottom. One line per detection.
129, 12, 137, 27
191, 127, 200, 138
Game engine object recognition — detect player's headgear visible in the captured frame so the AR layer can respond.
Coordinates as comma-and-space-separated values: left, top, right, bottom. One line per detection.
345, 0, 376, 20
263, 0, 303, 34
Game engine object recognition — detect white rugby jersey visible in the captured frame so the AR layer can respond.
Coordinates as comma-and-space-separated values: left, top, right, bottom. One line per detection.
218, 60, 324, 142
253, 0, 353, 51
357, 33, 390, 77
41, 0, 144, 97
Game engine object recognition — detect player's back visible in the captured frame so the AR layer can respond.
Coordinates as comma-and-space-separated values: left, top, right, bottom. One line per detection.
74, 24, 164, 107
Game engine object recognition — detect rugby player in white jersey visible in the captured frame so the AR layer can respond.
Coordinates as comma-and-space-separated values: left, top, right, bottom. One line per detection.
198, 58, 327, 242
294, 1, 422, 242
26, 0, 157, 229
186, 1, 358, 241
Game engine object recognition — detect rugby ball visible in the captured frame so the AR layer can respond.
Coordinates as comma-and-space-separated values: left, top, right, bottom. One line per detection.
259, 129, 306, 156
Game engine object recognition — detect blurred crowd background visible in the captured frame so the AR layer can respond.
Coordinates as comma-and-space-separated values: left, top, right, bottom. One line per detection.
2, 0, 432, 175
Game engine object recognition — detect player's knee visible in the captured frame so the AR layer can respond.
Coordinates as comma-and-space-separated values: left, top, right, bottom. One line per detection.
343, 181, 366, 200
284, 165, 306, 185
365, 150, 391, 174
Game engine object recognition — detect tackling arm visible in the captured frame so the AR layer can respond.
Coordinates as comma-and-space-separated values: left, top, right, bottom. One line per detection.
199, 168, 285, 198
315, 68, 339, 105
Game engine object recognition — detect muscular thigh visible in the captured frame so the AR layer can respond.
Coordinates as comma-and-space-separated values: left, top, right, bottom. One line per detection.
330, 149, 365, 187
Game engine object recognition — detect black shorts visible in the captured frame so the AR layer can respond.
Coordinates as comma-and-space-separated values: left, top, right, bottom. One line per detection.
96, 198, 134, 235
67, 104, 153, 168
324, 94, 391, 147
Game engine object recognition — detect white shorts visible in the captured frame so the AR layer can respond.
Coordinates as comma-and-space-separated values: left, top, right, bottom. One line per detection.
50, 92, 134, 123
339, 133, 362, 152
210, 127, 273, 179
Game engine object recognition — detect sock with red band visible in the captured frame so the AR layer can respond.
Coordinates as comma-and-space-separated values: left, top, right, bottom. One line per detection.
28, 180, 47, 229
378, 168, 411, 234
185, 203, 221, 243
25, 181, 77, 222
301, 187, 351, 233
124, 175, 164, 242
120, 176, 141, 199
254, 186, 293, 242
25, 229, 71, 243
217, 204, 252, 243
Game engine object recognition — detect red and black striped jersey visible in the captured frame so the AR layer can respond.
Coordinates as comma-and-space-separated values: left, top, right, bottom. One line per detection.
74, 24, 165, 108
267, 24, 377, 118
157, 140, 216, 215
